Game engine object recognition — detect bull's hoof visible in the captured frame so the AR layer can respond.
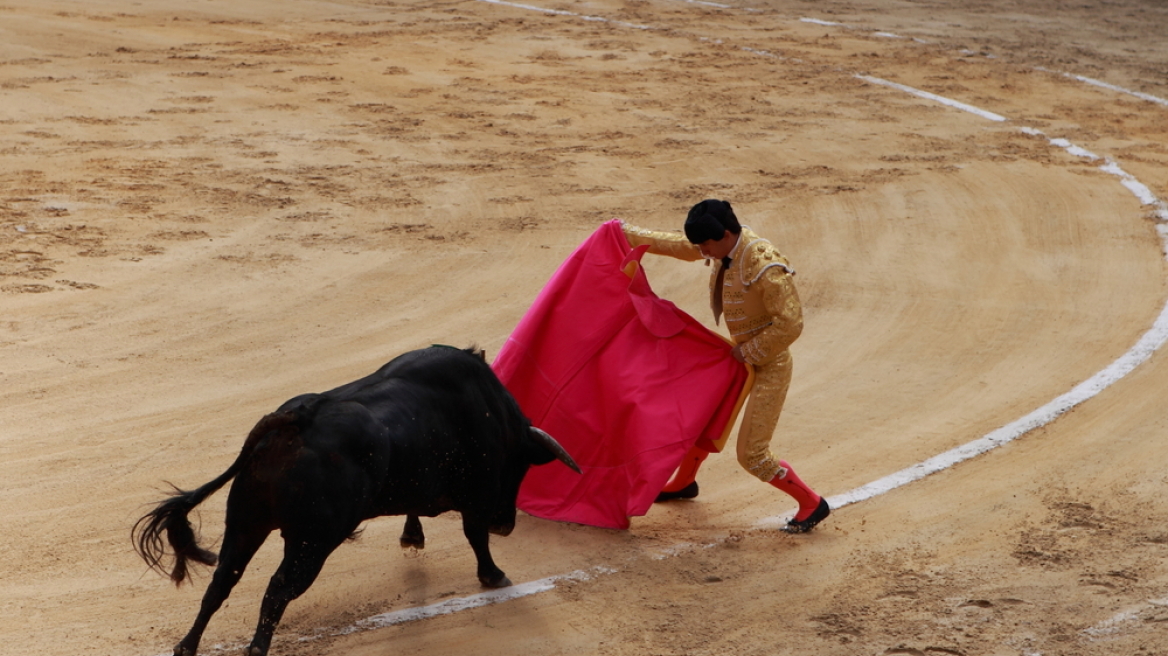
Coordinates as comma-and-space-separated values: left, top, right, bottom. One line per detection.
487, 523, 514, 537
173, 645, 196, 656
399, 535, 425, 550
480, 572, 512, 588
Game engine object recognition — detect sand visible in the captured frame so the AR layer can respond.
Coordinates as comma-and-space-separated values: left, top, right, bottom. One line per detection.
2, 0, 1167, 654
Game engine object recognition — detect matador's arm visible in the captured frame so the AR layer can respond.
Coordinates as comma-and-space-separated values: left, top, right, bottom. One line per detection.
619, 221, 704, 262
738, 267, 804, 366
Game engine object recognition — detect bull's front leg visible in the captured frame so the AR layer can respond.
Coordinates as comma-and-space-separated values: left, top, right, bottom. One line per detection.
488, 505, 516, 537
461, 516, 510, 588
400, 515, 425, 549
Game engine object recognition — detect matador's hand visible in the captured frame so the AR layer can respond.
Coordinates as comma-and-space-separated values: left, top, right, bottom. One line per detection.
731, 345, 746, 363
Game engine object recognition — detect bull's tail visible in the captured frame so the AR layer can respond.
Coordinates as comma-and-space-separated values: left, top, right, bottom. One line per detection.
132, 410, 302, 586
132, 475, 230, 586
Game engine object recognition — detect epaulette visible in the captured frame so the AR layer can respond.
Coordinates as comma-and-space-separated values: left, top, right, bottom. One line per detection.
740, 238, 794, 287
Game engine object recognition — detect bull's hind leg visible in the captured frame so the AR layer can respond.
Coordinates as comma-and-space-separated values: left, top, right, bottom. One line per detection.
245, 536, 345, 656
400, 514, 425, 549
462, 515, 510, 588
174, 525, 271, 656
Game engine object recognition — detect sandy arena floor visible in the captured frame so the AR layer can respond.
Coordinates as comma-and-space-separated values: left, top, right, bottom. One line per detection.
2, 0, 1167, 654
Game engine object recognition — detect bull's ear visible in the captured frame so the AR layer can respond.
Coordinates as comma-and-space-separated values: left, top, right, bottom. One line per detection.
529, 427, 582, 474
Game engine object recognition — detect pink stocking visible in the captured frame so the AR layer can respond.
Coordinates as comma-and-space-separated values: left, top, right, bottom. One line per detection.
768, 460, 821, 521
661, 446, 709, 493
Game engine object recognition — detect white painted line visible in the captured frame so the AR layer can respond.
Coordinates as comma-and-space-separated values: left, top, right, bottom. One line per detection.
673, 0, 734, 8
1017, 128, 1102, 160
740, 46, 786, 60
800, 16, 1167, 109
475, 0, 653, 29
1100, 160, 1168, 217
801, 16, 928, 43
800, 17, 843, 27
761, 291, 1168, 523
1082, 595, 1168, 641
857, 74, 1008, 122
1082, 609, 1141, 638
1050, 138, 1100, 160
330, 567, 615, 635
476, 0, 576, 17
1023, 127, 1168, 226
1035, 67, 1168, 108
759, 125, 1168, 525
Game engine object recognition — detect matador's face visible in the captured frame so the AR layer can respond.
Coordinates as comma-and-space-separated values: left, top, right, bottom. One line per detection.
695, 230, 737, 261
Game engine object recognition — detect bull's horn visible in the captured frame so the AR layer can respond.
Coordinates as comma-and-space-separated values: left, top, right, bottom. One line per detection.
530, 427, 582, 474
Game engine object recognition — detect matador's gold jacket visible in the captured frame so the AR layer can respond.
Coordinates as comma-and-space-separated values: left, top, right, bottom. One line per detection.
622, 222, 803, 367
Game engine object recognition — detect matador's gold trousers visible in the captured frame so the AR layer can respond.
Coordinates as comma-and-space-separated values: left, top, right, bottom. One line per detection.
735, 349, 792, 482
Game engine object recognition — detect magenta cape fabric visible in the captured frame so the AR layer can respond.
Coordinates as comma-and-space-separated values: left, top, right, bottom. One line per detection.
492, 220, 749, 529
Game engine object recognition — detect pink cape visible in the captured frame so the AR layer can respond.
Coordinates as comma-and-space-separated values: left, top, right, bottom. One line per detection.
493, 220, 749, 529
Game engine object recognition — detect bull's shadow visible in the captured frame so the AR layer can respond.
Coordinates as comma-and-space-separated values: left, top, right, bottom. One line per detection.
133, 345, 580, 656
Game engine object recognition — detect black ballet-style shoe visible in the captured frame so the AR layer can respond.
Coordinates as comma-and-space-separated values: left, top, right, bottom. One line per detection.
780, 496, 830, 533
654, 481, 699, 502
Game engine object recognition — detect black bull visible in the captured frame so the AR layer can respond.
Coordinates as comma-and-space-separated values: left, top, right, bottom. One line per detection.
133, 346, 580, 656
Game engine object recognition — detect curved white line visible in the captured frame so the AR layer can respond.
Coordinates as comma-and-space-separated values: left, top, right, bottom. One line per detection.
857, 74, 1008, 121
324, 566, 614, 637
1034, 67, 1168, 108
803, 16, 1168, 108
767, 287, 1168, 526
475, 0, 652, 29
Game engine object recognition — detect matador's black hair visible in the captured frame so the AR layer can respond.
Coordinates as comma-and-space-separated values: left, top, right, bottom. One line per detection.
684, 199, 740, 243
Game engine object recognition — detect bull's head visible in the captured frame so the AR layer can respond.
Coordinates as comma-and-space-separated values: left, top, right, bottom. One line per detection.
490, 426, 581, 537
